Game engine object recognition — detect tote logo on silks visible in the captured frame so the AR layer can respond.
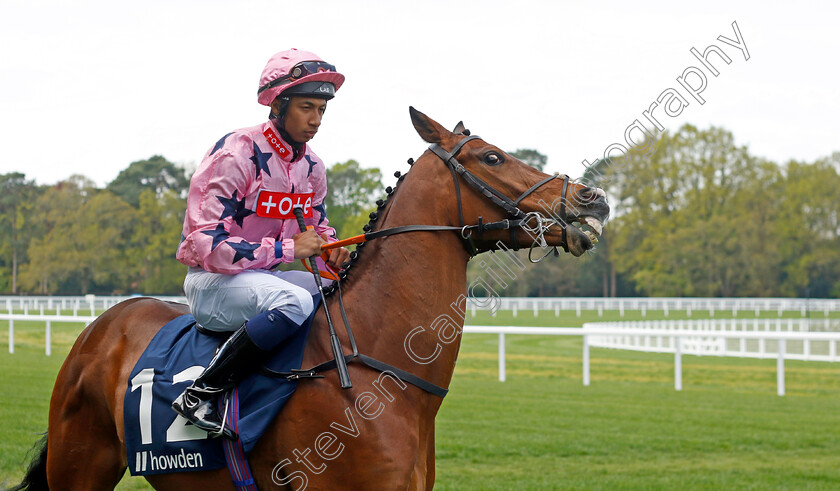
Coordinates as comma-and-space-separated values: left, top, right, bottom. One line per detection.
256, 190, 315, 219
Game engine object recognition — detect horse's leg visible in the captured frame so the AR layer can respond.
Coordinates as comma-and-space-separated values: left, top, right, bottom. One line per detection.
46, 410, 125, 490
407, 423, 435, 490
46, 347, 126, 489
46, 298, 189, 490
424, 427, 435, 491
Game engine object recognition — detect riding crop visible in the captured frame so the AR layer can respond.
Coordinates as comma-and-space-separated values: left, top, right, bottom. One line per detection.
292, 206, 353, 389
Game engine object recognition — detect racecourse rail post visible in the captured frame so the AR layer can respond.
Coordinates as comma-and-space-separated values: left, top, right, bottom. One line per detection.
582, 333, 590, 386
777, 338, 786, 396
46, 320, 51, 356
6, 300, 11, 355
86, 294, 95, 316
674, 334, 682, 391
498, 333, 506, 382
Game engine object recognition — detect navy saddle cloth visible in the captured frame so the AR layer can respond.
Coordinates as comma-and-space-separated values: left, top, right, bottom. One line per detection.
124, 297, 317, 476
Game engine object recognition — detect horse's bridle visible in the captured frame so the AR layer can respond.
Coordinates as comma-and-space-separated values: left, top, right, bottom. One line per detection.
358, 133, 572, 259
429, 133, 572, 257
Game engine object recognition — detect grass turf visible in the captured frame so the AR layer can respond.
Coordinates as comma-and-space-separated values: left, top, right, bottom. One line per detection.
0, 308, 838, 490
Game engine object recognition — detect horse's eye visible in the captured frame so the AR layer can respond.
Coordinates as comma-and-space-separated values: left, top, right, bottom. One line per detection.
483, 152, 504, 166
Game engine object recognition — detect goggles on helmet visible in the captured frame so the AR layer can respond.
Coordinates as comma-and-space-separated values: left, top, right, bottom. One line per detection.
258, 61, 338, 95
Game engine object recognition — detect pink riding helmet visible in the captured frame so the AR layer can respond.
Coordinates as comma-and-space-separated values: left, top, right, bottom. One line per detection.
257, 49, 345, 106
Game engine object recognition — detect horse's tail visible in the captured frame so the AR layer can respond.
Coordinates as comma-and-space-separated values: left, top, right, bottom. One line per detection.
8, 433, 49, 491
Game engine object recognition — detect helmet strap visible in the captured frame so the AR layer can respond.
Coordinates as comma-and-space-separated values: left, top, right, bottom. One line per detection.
269, 96, 291, 121
276, 125, 305, 161
268, 103, 304, 161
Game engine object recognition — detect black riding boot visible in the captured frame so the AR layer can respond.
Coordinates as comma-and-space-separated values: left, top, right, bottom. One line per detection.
171, 323, 264, 440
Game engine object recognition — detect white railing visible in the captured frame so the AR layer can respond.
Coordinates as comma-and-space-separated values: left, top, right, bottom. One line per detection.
586, 319, 840, 361
0, 295, 186, 356
4, 311, 839, 397
464, 325, 840, 396
1, 295, 838, 317
0, 295, 187, 316
468, 297, 840, 317
2, 313, 96, 356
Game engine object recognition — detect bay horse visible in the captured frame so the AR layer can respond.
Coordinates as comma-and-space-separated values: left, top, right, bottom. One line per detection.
14, 108, 609, 490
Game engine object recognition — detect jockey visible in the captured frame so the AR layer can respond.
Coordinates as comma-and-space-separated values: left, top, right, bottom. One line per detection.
172, 49, 350, 439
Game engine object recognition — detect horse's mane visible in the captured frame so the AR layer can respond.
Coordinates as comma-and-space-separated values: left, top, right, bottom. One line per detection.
323, 161, 411, 296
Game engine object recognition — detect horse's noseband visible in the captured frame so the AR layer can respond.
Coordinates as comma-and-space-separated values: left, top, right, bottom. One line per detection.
428, 134, 571, 257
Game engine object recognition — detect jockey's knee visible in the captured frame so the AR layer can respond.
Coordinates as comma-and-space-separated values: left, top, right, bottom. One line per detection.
267, 284, 314, 326
291, 289, 314, 319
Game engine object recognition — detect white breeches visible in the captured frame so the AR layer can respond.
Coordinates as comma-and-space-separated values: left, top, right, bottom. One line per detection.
184, 267, 327, 330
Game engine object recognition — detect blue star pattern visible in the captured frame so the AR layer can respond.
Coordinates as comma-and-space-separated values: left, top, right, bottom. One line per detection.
304, 154, 318, 177
217, 190, 254, 227
210, 132, 233, 156
228, 240, 260, 263
176, 233, 186, 255
201, 224, 230, 251
250, 142, 272, 178
313, 203, 327, 225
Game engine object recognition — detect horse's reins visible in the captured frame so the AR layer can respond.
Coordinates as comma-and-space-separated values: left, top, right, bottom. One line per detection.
317, 133, 572, 258
278, 133, 572, 397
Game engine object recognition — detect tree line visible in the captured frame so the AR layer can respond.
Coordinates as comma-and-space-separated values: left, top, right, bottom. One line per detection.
0, 156, 384, 295
1, 125, 837, 297
478, 125, 840, 299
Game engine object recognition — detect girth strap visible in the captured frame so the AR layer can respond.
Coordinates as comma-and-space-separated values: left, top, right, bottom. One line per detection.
260, 252, 450, 399
262, 353, 449, 399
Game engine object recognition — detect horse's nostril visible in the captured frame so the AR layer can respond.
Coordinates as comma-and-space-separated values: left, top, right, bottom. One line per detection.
578, 187, 596, 203
579, 187, 607, 205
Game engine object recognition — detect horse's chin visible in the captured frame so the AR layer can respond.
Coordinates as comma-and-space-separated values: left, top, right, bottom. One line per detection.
564, 226, 594, 257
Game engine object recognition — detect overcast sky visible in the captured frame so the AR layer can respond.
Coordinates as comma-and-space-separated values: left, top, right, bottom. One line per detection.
1, 0, 838, 188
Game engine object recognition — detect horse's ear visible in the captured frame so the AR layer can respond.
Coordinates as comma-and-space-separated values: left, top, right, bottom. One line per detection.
453, 121, 468, 135
409, 106, 450, 144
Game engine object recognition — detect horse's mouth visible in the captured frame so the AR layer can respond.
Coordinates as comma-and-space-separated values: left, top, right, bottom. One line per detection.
564, 216, 603, 257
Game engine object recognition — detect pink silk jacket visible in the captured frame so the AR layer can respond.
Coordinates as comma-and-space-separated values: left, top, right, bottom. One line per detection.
176, 121, 337, 274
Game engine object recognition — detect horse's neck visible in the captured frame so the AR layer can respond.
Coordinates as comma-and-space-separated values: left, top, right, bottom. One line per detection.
342, 162, 470, 390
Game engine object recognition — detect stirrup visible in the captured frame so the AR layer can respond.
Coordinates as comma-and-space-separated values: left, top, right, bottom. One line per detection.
211, 393, 237, 440
172, 388, 237, 440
